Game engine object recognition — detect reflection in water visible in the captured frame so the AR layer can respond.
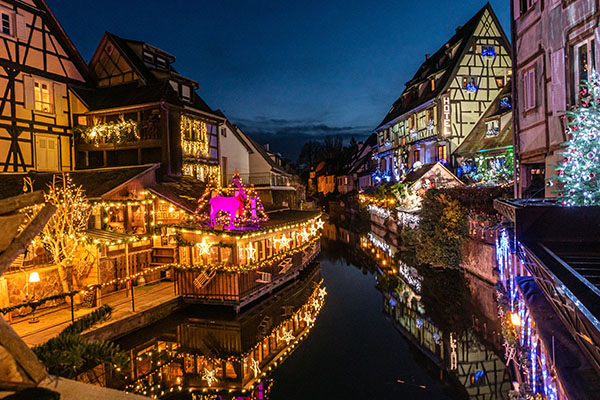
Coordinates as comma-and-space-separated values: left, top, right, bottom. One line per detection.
108, 264, 325, 399
324, 221, 512, 399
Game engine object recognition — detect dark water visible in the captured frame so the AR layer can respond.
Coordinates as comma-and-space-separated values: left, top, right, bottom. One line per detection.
107, 223, 510, 400
269, 254, 454, 400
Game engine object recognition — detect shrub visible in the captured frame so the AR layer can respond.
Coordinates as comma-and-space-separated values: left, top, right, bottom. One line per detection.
416, 192, 468, 268
33, 305, 128, 378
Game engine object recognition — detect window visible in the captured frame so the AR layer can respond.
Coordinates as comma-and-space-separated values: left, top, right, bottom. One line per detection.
463, 77, 478, 92
142, 51, 154, 64
413, 150, 421, 164
181, 85, 191, 100
156, 57, 167, 69
496, 77, 505, 88
523, 68, 536, 111
573, 38, 596, 103
486, 120, 500, 137
431, 79, 435, 91
34, 81, 52, 113
520, 0, 536, 14
437, 146, 447, 163
221, 127, 226, 137
1, 12, 10, 35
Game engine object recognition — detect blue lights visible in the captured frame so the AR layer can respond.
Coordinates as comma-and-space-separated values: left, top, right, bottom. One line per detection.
481, 46, 496, 57
465, 81, 478, 93
500, 98, 512, 109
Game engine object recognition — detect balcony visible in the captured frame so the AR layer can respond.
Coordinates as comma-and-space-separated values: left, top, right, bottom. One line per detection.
76, 119, 162, 150
226, 173, 290, 187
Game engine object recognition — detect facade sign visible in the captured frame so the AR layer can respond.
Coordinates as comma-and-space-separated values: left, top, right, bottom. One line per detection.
441, 94, 451, 137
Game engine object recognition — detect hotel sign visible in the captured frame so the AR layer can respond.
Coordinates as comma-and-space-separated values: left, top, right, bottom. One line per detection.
441, 94, 451, 137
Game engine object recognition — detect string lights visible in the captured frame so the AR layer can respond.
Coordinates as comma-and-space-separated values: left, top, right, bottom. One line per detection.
81, 120, 140, 146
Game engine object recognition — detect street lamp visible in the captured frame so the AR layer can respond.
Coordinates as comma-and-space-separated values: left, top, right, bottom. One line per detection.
28, 272, 40, 324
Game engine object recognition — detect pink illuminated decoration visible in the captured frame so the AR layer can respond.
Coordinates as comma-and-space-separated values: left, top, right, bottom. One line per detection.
199, 172, 268, 230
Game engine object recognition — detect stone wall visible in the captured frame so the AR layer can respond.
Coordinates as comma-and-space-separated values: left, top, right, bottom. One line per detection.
0, 265, 63, 317
461, 238, 497, 284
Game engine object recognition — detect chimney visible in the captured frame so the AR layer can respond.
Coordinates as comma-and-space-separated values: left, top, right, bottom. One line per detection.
456, 25, 462, 33
265, 143, 270, 151
425, 54, 430, 60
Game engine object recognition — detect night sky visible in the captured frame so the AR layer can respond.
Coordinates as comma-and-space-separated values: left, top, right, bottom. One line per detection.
48, 0, 510, 160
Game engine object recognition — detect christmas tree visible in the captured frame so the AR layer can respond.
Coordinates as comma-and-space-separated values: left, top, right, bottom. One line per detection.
554, 72, 600, 206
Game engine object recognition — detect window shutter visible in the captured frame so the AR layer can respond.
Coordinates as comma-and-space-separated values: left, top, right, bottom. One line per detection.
15, 14, 26, 41
551, 48, 565, 114
23, 75, 34, 109
53, 83, 66, 123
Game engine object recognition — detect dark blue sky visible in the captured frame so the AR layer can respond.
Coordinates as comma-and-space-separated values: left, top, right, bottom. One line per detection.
49, 0, 510, 160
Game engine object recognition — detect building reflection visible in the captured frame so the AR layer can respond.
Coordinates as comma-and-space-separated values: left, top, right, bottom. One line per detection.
324, 220, 512, 399
109, 264, 325, 399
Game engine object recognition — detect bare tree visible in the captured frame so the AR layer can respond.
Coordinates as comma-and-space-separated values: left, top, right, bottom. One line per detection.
38, 174, 91, 292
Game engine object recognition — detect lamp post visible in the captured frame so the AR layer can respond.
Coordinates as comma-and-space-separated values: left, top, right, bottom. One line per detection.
28, 272, 40, 324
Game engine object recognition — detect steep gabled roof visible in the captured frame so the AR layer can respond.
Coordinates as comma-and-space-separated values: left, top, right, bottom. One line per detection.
376, 3, 509, 130
455, 80, 512, 156
86, 32, 215, 114
36, 0, 90, 82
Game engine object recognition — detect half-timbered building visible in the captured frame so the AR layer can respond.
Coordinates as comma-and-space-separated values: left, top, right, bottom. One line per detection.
0, 0, 89, 172
74, 32, 223, 181
511, 0, 600, 198
374, 4, 511, 179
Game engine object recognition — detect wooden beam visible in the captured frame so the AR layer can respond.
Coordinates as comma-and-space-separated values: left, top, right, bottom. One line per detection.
0, 191, 45, 216
0, 203, 56, 277
0, 315, 47, 384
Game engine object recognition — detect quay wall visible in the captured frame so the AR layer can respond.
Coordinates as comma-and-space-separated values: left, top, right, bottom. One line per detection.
82, 297, 184, 342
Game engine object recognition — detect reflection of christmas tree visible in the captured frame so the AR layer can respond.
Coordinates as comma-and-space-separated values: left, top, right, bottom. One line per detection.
555, 72, 600, 206
196, 172, 268, 228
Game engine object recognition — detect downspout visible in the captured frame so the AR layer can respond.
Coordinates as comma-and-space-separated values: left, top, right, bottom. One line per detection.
511, 0, 520, 198
160, 101, 172, 176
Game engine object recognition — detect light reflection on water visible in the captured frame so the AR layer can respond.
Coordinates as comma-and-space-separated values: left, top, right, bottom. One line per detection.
104, 221, 511, 400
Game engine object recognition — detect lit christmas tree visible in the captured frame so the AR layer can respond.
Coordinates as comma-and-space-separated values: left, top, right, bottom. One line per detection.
554, 72, 600, 206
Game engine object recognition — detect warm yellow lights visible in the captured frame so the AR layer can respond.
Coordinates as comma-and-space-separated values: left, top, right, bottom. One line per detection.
510, 312, 521, 327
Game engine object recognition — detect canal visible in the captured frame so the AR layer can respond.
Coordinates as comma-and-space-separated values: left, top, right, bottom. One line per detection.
104, 222, 511, 400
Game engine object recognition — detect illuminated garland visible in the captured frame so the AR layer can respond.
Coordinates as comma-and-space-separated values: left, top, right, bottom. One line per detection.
175, 236, 320, 273
175, 214, 323, 240
181, 115, 210, 158
0, 291, 78, 314
79, 263, 177, 293
80, 120, 140, 146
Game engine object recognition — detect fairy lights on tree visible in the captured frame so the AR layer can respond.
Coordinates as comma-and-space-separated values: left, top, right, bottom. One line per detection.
555, 71, 600, 206
26, 174, 91, 292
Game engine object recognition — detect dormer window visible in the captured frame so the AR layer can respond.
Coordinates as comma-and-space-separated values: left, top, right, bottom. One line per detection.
143, 51, 154, 64
156, 57, 167, 69
486, 120, 499, 137
181, 85, 191, 100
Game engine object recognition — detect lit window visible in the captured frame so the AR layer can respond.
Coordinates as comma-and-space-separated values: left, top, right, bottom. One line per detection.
34, 81, 52, 113
437, 146, 447, 163
496, 77, 504, 88
431, 79, 435, 91
1, 13, 10, 35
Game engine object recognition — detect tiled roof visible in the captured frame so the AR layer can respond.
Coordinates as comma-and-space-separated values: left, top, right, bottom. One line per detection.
0, 165, 157, 200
